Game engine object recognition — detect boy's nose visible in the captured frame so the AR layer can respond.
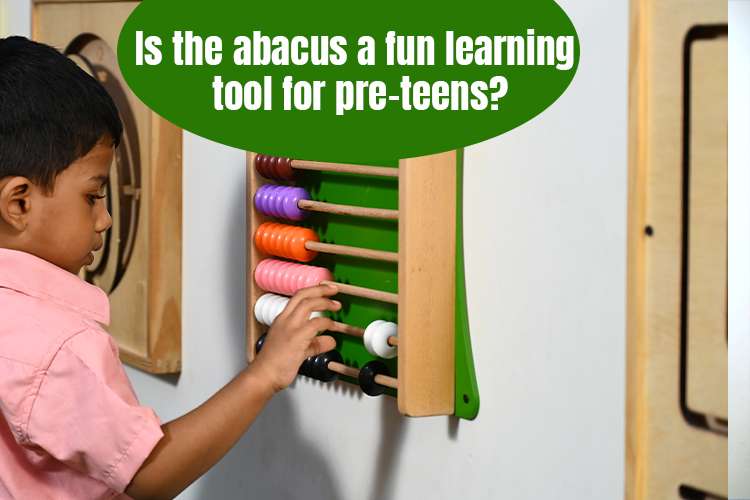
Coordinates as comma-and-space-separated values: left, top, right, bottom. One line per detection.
96, 206, 113, 233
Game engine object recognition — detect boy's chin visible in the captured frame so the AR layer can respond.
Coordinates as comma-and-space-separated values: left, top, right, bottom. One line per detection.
64, 263, 85, 276
73, 253, 95, 276
58, 255, 90, 276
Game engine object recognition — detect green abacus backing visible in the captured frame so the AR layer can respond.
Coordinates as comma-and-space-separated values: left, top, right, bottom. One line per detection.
294, 151, 479, 420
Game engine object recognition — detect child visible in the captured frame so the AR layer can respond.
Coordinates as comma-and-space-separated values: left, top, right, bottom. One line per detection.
0, 36, 340, 499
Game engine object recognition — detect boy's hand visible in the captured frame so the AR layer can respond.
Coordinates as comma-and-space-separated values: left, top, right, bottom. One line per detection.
250, 284, 341, 393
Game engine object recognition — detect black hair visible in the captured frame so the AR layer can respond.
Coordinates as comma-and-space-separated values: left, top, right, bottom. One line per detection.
0, 36, 122, 191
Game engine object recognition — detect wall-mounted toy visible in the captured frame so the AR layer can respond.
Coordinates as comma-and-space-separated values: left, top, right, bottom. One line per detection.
33, 0, 182, 374
627, 0, 727, 498
246, 152, 479, 418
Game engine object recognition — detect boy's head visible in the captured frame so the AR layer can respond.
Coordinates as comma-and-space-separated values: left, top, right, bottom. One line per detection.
0, 36, 123, 274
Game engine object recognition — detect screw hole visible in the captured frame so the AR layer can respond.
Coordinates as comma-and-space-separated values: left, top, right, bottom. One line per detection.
644, 225, 654, 237
463, 394, 469, 404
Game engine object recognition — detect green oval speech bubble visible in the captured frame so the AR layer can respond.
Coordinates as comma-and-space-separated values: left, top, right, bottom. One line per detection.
117, 0, 579, 163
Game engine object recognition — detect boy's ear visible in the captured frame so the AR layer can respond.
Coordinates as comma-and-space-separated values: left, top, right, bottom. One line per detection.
0, 177, 33, 231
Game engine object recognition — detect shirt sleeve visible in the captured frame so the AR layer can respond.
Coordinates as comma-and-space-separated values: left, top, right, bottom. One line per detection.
24, 328, 164, 493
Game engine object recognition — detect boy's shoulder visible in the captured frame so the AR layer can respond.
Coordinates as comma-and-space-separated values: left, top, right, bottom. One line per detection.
0, 251, 124, 446
0, 285, 115, 371
0, 285, 120, 440
0, 248, 113, 369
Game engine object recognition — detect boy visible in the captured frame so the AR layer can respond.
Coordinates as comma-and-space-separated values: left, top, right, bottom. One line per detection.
0, 36, 339, 499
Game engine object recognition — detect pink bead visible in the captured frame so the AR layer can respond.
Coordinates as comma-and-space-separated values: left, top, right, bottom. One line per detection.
273, 262, 293, 294
254, 258, 333, 296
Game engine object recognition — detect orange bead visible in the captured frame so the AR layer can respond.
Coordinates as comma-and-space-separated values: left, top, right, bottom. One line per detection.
279, 225, 297, 258
254, 223, 269, 251
254, 222, 319, 262
292, 226, 318, 262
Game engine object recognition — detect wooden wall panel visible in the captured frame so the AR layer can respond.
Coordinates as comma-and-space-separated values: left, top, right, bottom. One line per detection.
33, 0, 182, 373
627, 1, 727, 498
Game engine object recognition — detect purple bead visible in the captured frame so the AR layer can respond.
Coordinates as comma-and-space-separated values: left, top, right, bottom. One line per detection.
283, 196, 298, 220
254, 184, 274, 214
254, 184, 309, 221
284, 187, 308, 220
253, 185, 269, 213
275, 186, 289, 218
259, 185, 275, 216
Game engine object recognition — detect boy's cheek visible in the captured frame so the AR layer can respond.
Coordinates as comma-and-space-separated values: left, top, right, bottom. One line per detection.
34, 230, 88, 274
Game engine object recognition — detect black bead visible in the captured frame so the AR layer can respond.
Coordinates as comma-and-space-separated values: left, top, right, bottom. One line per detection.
255, 334, 267, 354
255, 335, 341, 384
299, 356, 315, 378
358, 360, 390, 397
313, 350, 342, 382
310, 355, 325, 380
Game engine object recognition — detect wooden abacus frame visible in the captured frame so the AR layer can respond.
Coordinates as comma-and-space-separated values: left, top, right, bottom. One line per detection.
246, 151, 462, 417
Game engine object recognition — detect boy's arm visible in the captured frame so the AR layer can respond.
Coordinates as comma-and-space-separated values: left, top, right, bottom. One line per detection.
125, 285, 339, 500
125, 367, 273, 500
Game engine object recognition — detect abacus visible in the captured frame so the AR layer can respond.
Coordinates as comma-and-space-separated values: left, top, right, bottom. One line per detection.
246, 152, 479, 418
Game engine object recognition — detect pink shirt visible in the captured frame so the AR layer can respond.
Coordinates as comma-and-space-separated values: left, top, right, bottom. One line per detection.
0, 249, 163, 499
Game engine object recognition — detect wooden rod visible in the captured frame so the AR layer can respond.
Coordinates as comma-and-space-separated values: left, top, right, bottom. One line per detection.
328, 321, 365, 337
292, 160, 399, 178
328, 361, 399, 390
328, 361, 360, 378
298, 199, 399, 220
374, 373, 399, 390
305, 241, 399, 263
321, 280, 399, 304
328, 321, 398, 346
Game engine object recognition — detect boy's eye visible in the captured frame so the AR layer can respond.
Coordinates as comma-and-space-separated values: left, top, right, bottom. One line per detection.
87, 193, 107, 205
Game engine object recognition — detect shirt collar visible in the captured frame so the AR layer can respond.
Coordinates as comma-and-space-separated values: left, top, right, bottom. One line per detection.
0, 248, 110, 325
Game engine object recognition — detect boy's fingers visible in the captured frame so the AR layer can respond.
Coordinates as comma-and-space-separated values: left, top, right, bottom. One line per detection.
304, 335, 337, 358
305, 316, 335, 335
291, 298, 341, 323
285, 284, 338, 314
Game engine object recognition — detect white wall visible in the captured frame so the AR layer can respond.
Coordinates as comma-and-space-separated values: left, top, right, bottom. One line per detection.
0, 0, 29, 39
729, 1, 750, 498
2, 1, 628, 498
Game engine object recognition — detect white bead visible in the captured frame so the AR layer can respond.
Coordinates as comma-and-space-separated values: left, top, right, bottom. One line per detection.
254, 293, 288, 326
255, 292, 323, 327
268, 295, 287, 324
372, 321, 398, 359
364, 320, 397, 359
258, 295, 272, 325
363, 320, 383, 356
254, 294, 271, 325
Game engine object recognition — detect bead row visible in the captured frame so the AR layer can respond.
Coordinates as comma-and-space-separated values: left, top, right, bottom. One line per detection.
255, 292, 398, 359
254, 258, 332, 296
256, 333, 396, 395
255, 222, 318, 262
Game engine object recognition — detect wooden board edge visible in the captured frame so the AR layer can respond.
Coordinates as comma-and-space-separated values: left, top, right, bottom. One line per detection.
146, 115, 182, 373
397, 151, 456, 417
247, 152, 256, 361
30, 2, 40, 39
120, 345, 181, 374
246, 152, 273, 362
625, 0, 651, 498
